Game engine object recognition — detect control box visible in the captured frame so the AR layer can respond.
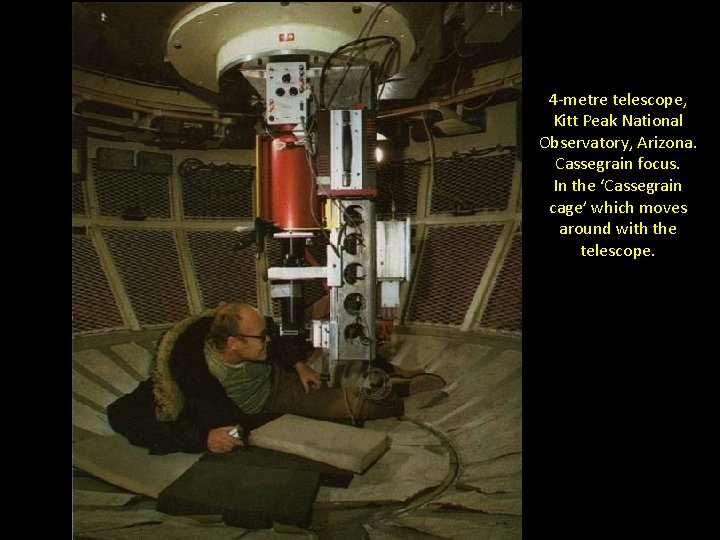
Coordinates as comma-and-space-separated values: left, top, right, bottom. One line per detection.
265, 61, 308, 126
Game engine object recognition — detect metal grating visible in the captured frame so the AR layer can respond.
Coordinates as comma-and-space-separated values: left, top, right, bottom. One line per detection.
72, 179, 86, 215
102, 228, 188, 325
429, 152, 514, 214
407, 224, 503, 325
478, 231, 522, 333
72, 235, 125, 334
92, 159, 171, 219
376, 159, 422, 218
181, 166, 254, 219
186, 230, 258, 309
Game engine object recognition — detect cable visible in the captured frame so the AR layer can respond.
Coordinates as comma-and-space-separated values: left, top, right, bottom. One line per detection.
177, 157, 254, 181
357, 3, 389, 39
355, 2, 392, 87
459, 56, 516, 111
387, 181, 397, 221
327, 37, 398, 108
336, 222, 350, 255
356, 41, 389, 104
178, 157, 204, 178
358, 60, 376, 107
298, 121, 364, 261
450, 58, 462, 98
358, 2, 390, 108
433, 9, 488, 64
302, 137, 340, 259
358, 321, 372, 346
377, 158, 420, 219
359, 366, 392, 400
299, 116, 316, 157
262, 122, 278, 140
319, 36, 398, 109
332, 198, 361, 231
421, 111, 436, 217
326, 47, 367, 109
363, 38, 400, 103
341, 362, 356, 426
332, 202, 349, 255
461, 93, 496, 111
376, 39, 401, 101
330, 198, 365, 256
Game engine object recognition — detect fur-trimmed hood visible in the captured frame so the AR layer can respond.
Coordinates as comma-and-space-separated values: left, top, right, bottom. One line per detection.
150, 308, 216, 421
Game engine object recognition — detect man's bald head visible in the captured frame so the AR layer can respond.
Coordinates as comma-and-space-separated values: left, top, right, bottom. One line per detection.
209, 302, 264, 352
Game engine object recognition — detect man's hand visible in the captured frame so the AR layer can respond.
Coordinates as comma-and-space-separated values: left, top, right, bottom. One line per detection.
294, 362, 322, 394
207, 426, 244, 453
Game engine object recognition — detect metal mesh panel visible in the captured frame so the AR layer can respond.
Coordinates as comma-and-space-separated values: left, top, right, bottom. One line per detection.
186, 230, 258, 309
181, 166, 254, 219
478, 231, 522, 333
72, 235, 125, 334
102, 228, 188, 325
429, 152, 514, 214
407, 224, 503, 326
72, 179, 86, 215
93, 159, 171, 218
376, 159, 422, 218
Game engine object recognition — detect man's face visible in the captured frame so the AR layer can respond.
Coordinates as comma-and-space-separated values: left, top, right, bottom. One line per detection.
229, 309, 268, 362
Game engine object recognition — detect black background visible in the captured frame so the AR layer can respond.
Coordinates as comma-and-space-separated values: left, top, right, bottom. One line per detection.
524, 4, 709, 534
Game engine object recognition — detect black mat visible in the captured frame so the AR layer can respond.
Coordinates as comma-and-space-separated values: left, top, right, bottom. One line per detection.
200, 445, 354, 488
157, 460, 320, 529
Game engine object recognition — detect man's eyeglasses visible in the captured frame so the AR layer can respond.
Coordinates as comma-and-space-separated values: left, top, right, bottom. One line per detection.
232, 330, 268, 341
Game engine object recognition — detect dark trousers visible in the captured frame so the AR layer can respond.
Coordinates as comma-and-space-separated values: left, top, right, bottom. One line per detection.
262, 366, 403, 420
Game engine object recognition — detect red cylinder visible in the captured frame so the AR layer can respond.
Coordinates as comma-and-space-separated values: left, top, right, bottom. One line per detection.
259, 130, 321, 230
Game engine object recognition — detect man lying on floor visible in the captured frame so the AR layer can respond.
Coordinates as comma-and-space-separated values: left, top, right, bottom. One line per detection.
107, 301, 444, 455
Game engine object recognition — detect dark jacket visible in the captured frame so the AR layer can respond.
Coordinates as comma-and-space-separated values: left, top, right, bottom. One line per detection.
106, 310, 241, 453
107, 309, 303, 454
